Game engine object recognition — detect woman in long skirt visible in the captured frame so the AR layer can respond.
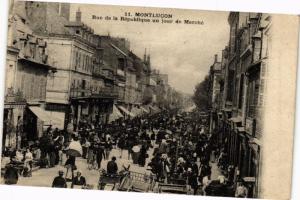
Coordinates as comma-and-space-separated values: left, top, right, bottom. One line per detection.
138, 144, 147, 167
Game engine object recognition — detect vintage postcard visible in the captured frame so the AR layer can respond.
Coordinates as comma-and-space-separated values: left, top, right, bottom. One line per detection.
0, 0, 299, 200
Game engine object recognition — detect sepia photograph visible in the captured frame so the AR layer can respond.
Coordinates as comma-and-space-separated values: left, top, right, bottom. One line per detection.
0, 1, 299, 199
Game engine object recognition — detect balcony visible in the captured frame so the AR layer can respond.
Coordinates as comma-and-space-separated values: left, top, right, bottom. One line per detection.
70, 87, 91, 98
91, 87, 118, 98
70, 87, 118, 100
92, 68, 115, 81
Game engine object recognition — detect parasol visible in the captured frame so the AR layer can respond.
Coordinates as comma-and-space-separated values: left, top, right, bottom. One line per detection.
66, 140, 83, 157
132, 145, 140, 153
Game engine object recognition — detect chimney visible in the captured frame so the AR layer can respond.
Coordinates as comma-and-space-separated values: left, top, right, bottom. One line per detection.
214, 54, 218, 63
147, 54, 151, 67
76, 7, 81, 22
144, 48, 147, 62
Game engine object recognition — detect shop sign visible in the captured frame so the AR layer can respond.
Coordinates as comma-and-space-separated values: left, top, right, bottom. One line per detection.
4, 103, 26, 109
243, 177, 256, 182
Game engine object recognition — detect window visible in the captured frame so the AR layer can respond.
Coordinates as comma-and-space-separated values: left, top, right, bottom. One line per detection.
74, 51, 78, 70
226, 69, 235, 102
86, 56, 89, 72
118, 58, 125, 70
78, 53, 81, 69
238, 74, 244, 109
76, 30, 80, 35
246, 70, 260, 118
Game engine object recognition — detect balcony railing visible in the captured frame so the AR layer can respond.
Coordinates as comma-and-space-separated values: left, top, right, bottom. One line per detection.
70, 87, 118, 99
92, 68, 115, 80
70, 88, 91, 98
91, 87, 118, 98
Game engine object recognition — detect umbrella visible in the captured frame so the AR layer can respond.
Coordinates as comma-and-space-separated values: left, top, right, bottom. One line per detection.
132, 145, 140, 153
66, 141, 82, 157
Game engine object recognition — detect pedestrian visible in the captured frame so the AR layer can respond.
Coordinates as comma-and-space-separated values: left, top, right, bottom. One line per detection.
235, 180, 248, 198
138, 143, 148, 167
95, 141, 105, 169
117, 135, 126, 158
4, 163, 19, 185
186, 167, 199, 195
201, 175, 211, 196
23, 148, 33, 177
52, 170, 67, 188
107, 156, 118, 175
87, 139, 95, 169
105, 137, 113, 160
71, 170, 86, 188
82, 138, 90, 159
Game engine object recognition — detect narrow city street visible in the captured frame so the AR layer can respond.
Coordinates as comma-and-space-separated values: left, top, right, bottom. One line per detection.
1, 1, 272, 199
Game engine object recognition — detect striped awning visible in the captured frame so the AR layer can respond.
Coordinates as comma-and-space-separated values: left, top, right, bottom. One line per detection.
117, 105, 135, 118
109, 105, 124, 123
29, 106, 64, 129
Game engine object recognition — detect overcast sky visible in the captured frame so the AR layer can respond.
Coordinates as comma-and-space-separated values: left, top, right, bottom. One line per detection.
70, 4, 230, 94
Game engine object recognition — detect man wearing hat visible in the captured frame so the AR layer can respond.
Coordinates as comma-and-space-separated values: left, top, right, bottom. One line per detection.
71, 170, 86, 188
52, 170, 67, 188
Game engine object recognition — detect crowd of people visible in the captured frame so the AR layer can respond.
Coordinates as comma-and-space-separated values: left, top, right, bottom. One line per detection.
1, 108, 249, 198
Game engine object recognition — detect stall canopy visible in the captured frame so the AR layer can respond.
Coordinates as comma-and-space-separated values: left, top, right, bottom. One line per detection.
117, 105, 135, 118
140, 106, 150, 114
109, 105, 124, 123
149, 105, 160, 114
131, 107, 143, 117
29, 106, 64, 129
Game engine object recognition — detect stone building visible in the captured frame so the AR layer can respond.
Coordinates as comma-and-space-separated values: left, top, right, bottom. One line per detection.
208, 12, 271, 198
3, 1, 55, 149
23, 2, 118, 128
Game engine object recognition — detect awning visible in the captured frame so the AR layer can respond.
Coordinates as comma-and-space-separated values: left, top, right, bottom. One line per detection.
149, 78, 157, 86
249, 137, 262, 146
148, 105, 158, 113
109, 105, 124, 123
140, 106, 150, 113
117, 105, 135, 118
131, 107, 143, 117
29, 106, 64, 129
153, 105, 160, 112
236, 127, 245, 132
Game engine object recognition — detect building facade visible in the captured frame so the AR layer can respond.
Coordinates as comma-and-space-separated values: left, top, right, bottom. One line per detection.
3, 1, 55, 150
208, 12, 271, 198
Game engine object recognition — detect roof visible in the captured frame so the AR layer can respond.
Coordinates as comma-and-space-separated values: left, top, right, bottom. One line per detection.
110, 43, 127, 57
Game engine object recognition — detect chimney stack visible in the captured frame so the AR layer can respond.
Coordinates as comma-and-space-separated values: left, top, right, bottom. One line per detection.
144, 48, 147, 62
214, 54, 218, 63
76, 7, 81, 22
